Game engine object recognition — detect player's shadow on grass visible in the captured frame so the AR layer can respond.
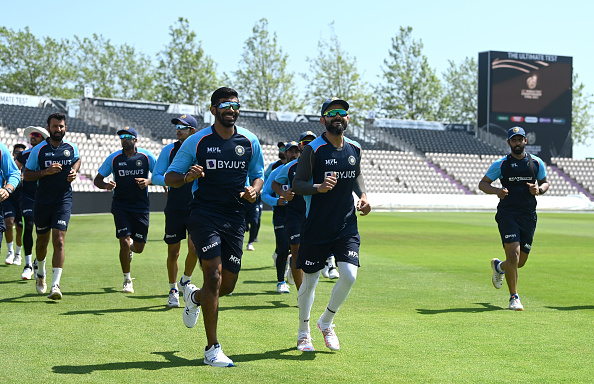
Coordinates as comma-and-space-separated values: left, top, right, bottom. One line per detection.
231, 347, 331, 363
52, 351, 196, 374
416, 302, 503, 315
61, 305, 170, 316
0, 287, 120, 304
241, 266, 274, 271
545, 305, 594, 311
220, 300, 296, 311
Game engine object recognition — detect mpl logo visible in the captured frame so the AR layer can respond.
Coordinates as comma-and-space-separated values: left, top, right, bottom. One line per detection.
524, 243, 532, 250
57, 220, 67, 226
206, 159, 217, 170
118, 162, 127, 166
511, 163, 518, 168
207, 147, 221, 153
348, 250, 359, 258
229, 255, 241, 264
325, 159, 337, 165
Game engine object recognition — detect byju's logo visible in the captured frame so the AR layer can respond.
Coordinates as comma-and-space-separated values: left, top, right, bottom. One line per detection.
206, 159, 216, 169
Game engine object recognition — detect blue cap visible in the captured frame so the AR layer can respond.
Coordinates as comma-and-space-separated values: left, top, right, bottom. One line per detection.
171, 114, 197, 129
507, 126, 526, 140
299, 131, 317, 142
117, 126, 138, 138
321, 97, 349, 116
285, 141, 299, 151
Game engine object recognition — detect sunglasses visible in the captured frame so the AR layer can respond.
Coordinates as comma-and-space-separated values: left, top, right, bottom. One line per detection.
120, 134, 135, 140
31, 132, 42, 138
323, 109, 348, 117
299, 140, 312, 145
176, 124, 192, 130
217, 101, 241, 110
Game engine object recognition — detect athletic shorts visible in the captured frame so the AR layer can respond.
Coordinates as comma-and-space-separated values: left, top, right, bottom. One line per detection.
0, 205, 5, 233
164, 207, 190, 244
111, 207, 149, 243
188, 214, 245, 274
285, 215, 305, 246
496, 212, 537, 254
2, 197, 22, 224
34, 202, 72, 233
298, 234, 361, 274
20, 198, 35, 219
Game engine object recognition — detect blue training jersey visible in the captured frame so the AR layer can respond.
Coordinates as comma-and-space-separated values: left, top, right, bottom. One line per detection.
16, 149, 36, 200
302, 134, 362, 244
275, 159, 306, 219
0, 142, 21, 192
25, 138, 79, 204
152, 141, 193, 211
485, 153, 546, 215
166, 125, 264, 222
98, 148, 156, 212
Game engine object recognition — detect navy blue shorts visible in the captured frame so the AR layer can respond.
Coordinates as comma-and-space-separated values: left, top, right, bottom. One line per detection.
34, 201, 72, 233
298, 234, 361, 274
496, 212, 537, 254
111, 208, 149, 243
2, 196, 22, 224
20, 198, 35, 219
188, 214, 245, 274
285, 215, 304, 246
164, 207, 190, 244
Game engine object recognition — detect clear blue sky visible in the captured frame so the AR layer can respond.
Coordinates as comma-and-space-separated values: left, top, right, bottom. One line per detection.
2, 0, 593, 158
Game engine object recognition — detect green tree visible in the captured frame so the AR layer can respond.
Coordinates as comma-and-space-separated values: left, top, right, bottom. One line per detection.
572, 73, 594, 145
155, 17, 218, 107
233, 18, 302, 111
73, 34, 156, 100
0, 26, 76, 98
302, 24, 375, 124
441, 57, 478, 125
377, 26, 442, 120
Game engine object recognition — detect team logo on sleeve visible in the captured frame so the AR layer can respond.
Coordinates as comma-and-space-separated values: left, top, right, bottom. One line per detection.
136, 160, 142, 167
235, 146, 245, 156
348, 155, 356, 165
206, 159, 217, 169
64, 150, 71, 157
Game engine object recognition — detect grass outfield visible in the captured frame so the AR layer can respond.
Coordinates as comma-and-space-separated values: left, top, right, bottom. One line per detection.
1, 211, 593, 383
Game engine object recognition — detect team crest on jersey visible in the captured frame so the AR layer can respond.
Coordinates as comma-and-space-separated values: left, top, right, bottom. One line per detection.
136, 160, 142, 167
235, 145, 245, 156
348, 155, 356, 165
63, 149, 71, 157
206, 159, 216, 169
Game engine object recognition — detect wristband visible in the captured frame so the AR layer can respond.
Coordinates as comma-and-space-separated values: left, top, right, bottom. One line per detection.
538, 187, 544, 195
3, 187, 13, 195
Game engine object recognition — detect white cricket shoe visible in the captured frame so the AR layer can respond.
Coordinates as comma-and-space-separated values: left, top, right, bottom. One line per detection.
317, 319, 340, 350
327, 256, 339, 279
21, 265, 34, 280
182, 284, 200, 328
509, 294, 524, 311
297, 332, 315, 352
5, 251, 14, 265
12, 254, 22, 265
47, 284, 62, 300
36, 274, 47, 294
204, 343, 234, 367
491, 258, 505, 289
122, 279, 134, 293
178, 277, 190, 296
321, 264, 330, 278
246, 243, 255, 251
277, 281, 290, 293
167, 288, 180, 308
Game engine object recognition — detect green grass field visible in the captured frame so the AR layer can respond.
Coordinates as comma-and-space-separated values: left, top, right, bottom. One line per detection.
1, 211, 593, 383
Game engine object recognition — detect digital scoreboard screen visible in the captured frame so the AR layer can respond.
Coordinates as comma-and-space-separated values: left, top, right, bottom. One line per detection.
478, 51, 573, 163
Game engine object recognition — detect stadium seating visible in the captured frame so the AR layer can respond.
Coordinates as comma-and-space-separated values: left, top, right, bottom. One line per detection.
552, 157, 594, 196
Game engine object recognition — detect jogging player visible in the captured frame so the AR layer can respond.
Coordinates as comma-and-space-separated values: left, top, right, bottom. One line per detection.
165, 87, 264, 368
292, 98, 371, 352
479, 126, 549, 311
94, 127, 156, 294
16, 126, 49, 279
3, 143, 26, 265
151, 114, 199, 307
23, 113, 81, 300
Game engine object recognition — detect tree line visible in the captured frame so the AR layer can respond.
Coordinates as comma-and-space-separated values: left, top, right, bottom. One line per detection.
1, 18, 592, 144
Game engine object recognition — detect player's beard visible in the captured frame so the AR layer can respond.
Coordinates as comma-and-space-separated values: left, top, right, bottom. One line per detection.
50, 130, 64, 142
511, 143, 524, 155
122, 140, 135, 151
216, 109, 238, 128
326, 117, 348, 135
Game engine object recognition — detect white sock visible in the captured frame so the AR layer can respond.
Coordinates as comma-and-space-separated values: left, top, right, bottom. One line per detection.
124, 272, 131, 281
320, 262, 358, 325
7, 242, 13, 253
25, 255, 32, 265
170, 282, 178, 290
52, 268, 62, 287
15, 245, 22, 255
297, 271, 320, 333
37, 259, 46, 277
180, 274, 191, 285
